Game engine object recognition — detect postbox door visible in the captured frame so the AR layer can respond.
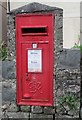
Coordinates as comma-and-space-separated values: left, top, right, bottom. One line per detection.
20, 42, 53, 106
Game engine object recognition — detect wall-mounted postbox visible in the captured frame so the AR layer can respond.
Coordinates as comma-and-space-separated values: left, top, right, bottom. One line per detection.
16, 14, 54, 106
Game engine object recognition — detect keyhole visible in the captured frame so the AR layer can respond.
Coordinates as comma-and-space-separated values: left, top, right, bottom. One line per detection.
26, 73, 28, 80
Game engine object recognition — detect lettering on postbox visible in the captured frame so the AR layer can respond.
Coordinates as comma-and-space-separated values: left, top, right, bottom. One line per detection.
16, 14, 54, 106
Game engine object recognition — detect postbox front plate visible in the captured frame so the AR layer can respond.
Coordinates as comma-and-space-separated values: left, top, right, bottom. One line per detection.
16, 14, 54, 106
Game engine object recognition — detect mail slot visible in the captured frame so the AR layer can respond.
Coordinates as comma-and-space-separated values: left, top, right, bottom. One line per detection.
16, 14, 54, 106
21, 26, 48, 35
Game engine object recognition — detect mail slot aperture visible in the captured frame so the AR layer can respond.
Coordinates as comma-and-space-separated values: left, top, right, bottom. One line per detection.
21, 26, 48, 35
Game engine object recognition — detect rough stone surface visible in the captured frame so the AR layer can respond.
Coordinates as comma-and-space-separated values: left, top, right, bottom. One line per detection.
2, 60, 16, 79
58, 49, 80, 69
2, 112, 29, 119
2, 79, 16, 103
2, 2, 81, 119
0, 61, 2, 83
7, 102, 17, 112
30, 113, 53, 119
7, 15, 16, 60
9, 2, 62, 15
31, 106, 43, 114
21, 106, 31, 112
44, 107, 55, 115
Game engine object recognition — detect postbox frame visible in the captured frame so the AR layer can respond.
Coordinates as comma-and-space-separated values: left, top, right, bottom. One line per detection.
16, 13, 54, 106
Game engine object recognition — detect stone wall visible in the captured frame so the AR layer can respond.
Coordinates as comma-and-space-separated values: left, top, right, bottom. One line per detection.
2, 2, 81, 119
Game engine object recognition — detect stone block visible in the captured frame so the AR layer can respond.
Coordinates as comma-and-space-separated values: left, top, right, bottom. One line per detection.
2, 112, 29, 119
7, 103, 17, 112
44, 107, 55, 115
31, 106, 43, 114
21, 106, 31, 112
2, 60, 16, 79
2, 82, 16, 102
58, 49, 80, 69
31, 113, 53, 119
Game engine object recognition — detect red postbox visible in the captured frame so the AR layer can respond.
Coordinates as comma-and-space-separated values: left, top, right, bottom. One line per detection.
16, 14, 54, 106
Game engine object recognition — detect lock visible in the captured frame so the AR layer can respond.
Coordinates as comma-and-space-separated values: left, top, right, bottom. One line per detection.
26, 73, 31, 81
26, 73, 28, 80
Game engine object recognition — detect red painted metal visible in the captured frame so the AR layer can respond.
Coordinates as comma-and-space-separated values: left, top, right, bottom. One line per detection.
16, 14, 54, 106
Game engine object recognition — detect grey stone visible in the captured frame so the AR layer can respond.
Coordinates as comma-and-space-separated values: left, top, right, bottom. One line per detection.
0, 82, 2, 93
21, 106, 31, 112
2, 104, 8, 112
7, 103, 17, 112
31, 113, 53, 119
2, 60, 16, 79
31, 106, 43, 114
2, 81, 16, 102
3, 112, 29, 118
10, 2, 63, 15
44, 107, 55, 115
80, 107, 82, 119
0, 61, 2, 73
0, 61, 2, 82
0, 93, 2, 111
58, 49, 80, 69
0, 110, 2, 119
